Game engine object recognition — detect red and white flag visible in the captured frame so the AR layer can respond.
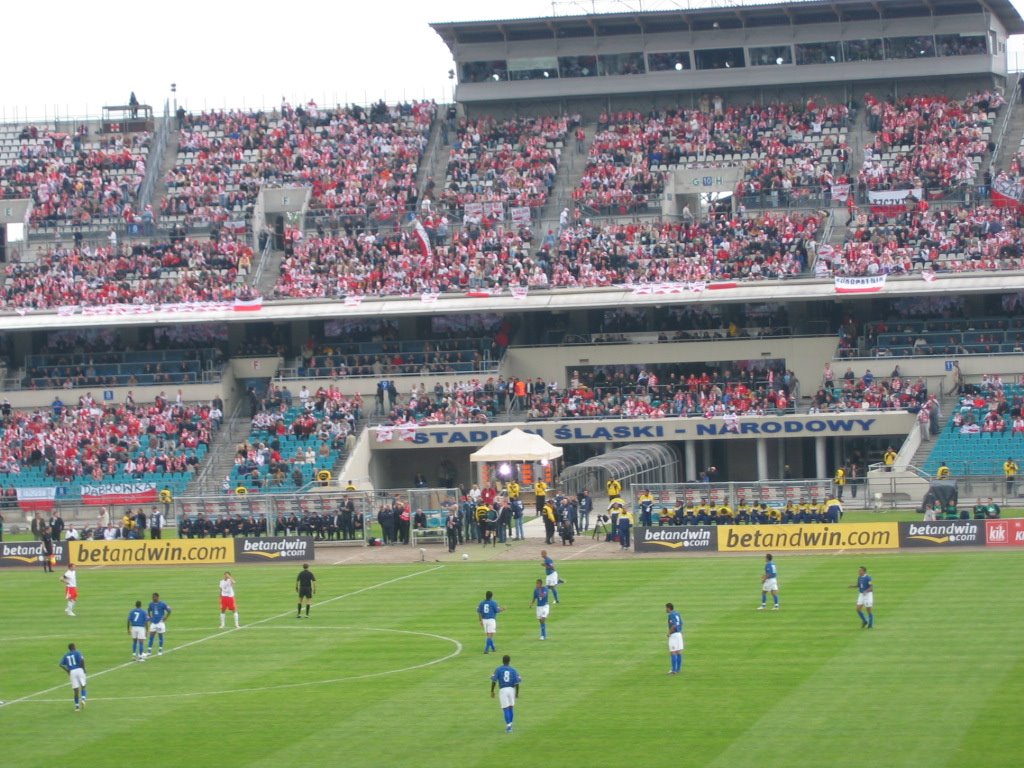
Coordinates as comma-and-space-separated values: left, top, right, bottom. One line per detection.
232, 297, 263, 312
375, 426, 394, 442
399, 425, 418, 442
921, 270, 937, 283
16, 487, 56, 512
80, 483, 158, 506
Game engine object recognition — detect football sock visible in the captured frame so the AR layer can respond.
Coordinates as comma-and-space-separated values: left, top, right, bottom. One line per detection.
74, 692, 79, 704
297, 603, 302, 616
762, 594, 767, 606
540, 623, 547, 639
234, 612, 239, 626
868, 613, 873, 627
305, 605, 310, 616
857, 610, 867, 624
773, 595, 779, 606
504, 708, 513, 724
550, 587, 559, 602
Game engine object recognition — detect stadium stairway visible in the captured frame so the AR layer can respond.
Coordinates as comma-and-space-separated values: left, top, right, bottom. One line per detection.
417, 112, 448, 207
905, 389, 961, 469
539, 119, 594, 231
992, 91, 1024, 175
186, 414, 252, 495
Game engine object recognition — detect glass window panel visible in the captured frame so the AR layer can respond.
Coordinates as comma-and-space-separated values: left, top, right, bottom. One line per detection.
749, 45, 793, 66
460, 61, 508, 83
648, 51, 692, 72
795, 41, 842, 65
508, 57, 559, 81
558, 55, 598, 78
597, 52, 646, 76
694, 47, 746, 70
935, 34, 987, 56
842, 39, 883, 62
884, 35, 936, 59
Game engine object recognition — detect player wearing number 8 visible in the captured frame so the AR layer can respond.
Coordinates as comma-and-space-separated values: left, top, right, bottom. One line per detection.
490, 654, 521, 733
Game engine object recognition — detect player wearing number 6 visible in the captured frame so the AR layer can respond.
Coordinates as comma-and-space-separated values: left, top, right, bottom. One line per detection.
490, 654, 521, 733
477, 590, 504, 654
759, 553, 779, 610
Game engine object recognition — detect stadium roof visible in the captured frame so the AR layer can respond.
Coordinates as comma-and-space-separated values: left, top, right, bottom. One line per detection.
432, 0, 1024, 47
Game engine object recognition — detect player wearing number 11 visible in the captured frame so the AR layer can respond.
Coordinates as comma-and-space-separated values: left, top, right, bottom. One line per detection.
490, 654, 521, 733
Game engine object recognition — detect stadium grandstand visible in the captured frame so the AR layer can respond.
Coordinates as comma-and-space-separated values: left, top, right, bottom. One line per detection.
4, 0, 1024, 535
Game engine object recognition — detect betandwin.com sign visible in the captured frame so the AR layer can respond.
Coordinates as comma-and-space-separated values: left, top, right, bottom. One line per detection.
67, 537, 314, 566
634, 527, 717, 553
0, 541, 69, 567
900, 521, 983, 547
719, 523, 899, 552
235, 537, 314, 562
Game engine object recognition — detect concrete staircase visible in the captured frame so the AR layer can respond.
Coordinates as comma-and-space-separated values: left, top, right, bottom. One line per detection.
991, 102, 1024, 175
537, 120, 593, 231
187, 415, 250, 495
905, 389, 960, 469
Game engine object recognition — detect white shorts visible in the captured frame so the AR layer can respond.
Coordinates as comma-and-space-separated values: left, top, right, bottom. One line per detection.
69, 668, 87, 689
150, 621, 166, 634
857, 592, 874, 608
130, 626, 146, 640
545, 572, 559, 587
762, 578, 778, 592
481, 618, 497, 635
535, 604, 550, 620
498, 687, 516, 708
668, 632, 684, 652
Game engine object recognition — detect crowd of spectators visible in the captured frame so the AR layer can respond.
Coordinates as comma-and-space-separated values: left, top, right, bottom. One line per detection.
575, 101, 848, 213
439, 115, 571, 216
164, 100, 434, 226
821, 204, 1024, 277
273, 209, 820, 298
811, 364, 930, 412
0, 235, 253, 311
0, 391, 216, 484
950, 375, 1024, 435
232, 383, 359, 492
860, 91, 1002, 192
0, 125, 150, 227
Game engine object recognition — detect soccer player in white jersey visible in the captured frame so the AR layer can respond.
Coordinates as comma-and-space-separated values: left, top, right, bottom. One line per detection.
219, 571, 239, 628
61, 563, 78, 616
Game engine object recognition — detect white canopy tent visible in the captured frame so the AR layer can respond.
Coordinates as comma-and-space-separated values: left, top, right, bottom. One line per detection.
469, 428, 564, 464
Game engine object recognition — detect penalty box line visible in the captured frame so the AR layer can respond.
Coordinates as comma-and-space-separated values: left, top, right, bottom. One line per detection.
0, 564, 445, 709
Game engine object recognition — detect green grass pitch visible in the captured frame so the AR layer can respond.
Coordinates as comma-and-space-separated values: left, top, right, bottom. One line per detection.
1, 551, 1022, 768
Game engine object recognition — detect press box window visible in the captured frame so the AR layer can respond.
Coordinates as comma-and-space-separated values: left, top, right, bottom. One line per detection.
508, 57, 559, 81
558, 55, 598, 78
842, 39, 883, 62
461, 61, 508, 83
695, 47, 746, 70
749, 45, 793, 66
648, 52, 692, 72
795, 41, 842, 65
598, 52, 646, 76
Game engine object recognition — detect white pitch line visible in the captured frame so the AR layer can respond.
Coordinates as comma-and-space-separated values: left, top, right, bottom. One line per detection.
26, 626, 463, 703
0, 565, 446, 709
563, 543, 604, 560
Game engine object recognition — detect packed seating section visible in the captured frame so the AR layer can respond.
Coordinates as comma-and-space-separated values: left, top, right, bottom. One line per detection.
860, 91, 1002, 194
0, 392, 215, 498
230, 384, 359, 494
0, 123, 149, 229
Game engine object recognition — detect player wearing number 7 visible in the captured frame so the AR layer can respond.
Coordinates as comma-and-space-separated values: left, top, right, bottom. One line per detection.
490, 654, 521, 733
477, 590, 504, 654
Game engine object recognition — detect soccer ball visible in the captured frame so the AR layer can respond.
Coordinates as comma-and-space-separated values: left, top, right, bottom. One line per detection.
462, 553, 469, 560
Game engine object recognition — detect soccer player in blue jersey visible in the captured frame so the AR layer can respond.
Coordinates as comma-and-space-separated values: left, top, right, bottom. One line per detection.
759, 553, 779, 610
477, 590, 504, 654
490, 654, 521, 733
852, 566, 874, 628
540, 549, 561, 603
529, 578, 550, 640
127, 600, 149, 661
59, 642, 87, 711
146, 592, 171, 655
665, 602, 684, 675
